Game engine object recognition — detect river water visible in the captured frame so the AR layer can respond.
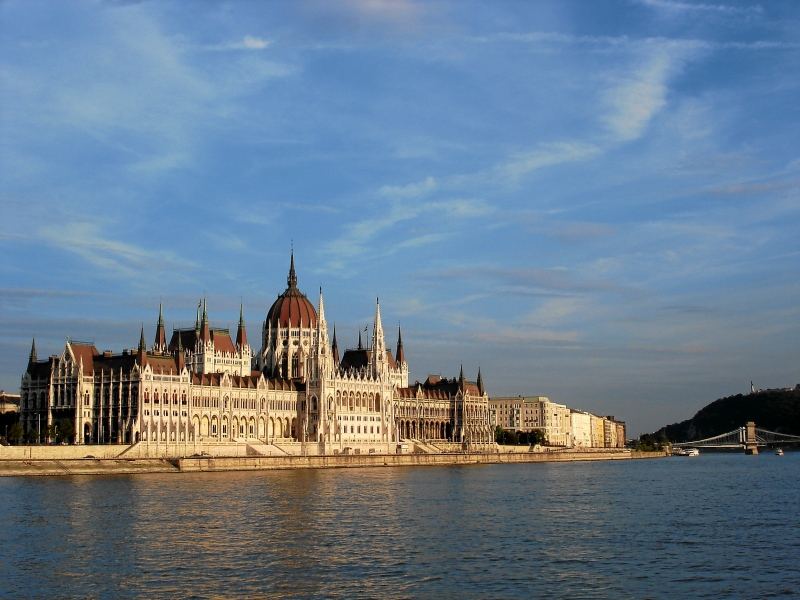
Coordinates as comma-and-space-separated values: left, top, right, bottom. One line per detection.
1, 453, 798, 599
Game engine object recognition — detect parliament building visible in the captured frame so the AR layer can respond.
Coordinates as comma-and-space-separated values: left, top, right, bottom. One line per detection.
19, 255, 493, 453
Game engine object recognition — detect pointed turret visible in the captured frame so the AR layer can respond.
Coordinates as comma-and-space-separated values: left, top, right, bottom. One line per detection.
318, 287, 326, 324
371, 297, 386, 374
395, 326, 405, 364
287, 250, 298, 289
137, 325, 147, 365
477, 367, 484, 396
176, 329, 185, 371
332, 324, 340, 366
154, 303, 167, 353
28, 338, 37, 364
236, 303, 248, 349
199, 298, 211, 344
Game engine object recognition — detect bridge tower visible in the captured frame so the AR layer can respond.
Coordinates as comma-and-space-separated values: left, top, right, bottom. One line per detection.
744, 421, 758, 455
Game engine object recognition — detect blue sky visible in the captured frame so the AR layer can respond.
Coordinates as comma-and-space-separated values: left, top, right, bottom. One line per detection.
1, 0, 798, 434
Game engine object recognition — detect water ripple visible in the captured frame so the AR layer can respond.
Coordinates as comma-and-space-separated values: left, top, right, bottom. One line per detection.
0, 454, 799, 598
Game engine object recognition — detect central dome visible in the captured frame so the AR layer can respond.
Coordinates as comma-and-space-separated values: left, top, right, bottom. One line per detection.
266, 253, 317, 328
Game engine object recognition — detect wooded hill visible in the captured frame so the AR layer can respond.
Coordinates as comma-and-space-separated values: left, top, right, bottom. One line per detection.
646, 387, 800, 443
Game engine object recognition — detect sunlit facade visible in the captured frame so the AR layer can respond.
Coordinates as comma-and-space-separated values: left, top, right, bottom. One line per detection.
19, 254, 493, 452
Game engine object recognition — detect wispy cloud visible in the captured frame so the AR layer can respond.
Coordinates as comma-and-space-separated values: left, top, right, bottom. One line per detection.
379, 176, 437, 199
38, 220, 195, 278
418, 265, 624, 295
603, 46, 691, 142
200, 35, 272, 51
638, 0, 763, 16
478, 30, 798, 52
498, 142, 601, 180
323, 196, 492, 267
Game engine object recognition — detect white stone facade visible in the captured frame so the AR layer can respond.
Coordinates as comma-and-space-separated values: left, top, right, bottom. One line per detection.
19, 255, 493, 452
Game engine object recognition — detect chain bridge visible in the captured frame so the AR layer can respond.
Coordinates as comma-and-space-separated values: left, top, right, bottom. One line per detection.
673, 421, 800, 454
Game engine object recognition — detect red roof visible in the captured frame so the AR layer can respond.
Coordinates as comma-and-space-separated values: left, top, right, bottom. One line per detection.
266, 253, 317, 328
267, 289, 317, 328
70, 342, 99, 374
211, 330, 236, 354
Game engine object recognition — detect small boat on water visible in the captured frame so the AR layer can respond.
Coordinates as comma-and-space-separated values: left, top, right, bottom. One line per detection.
673, 447, 699, 456
775, 448, 784, 456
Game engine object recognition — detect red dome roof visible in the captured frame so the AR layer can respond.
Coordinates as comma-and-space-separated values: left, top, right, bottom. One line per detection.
266, 253, 317, 328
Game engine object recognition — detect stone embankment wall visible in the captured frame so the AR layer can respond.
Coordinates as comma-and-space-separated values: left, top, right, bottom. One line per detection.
0, 449, 666, 477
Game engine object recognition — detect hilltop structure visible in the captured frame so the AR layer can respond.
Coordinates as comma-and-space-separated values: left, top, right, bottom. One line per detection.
19, 254, 493, 454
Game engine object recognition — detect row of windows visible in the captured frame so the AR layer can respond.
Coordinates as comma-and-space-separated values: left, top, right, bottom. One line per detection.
341, 425, 381, 435
143, 410, 189, 418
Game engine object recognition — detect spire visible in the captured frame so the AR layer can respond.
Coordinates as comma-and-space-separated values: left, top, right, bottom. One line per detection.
373, 297, 383, 337
28, 338, 37, 364
139, 325, 146, 352
154, 303, 167, 353
371, 297, 386, 361
395, 326, 406, 364
477, 367, 484, 396
200, 298, 210, 343
175, 329, 185, 371
332, 324, 340, 365
195, 300, 201, 333
287, 250, 298, 289
236, 303, 248, 349
357, 329, 363, 350
318, 287, 326, 324
458, 364, 464, 386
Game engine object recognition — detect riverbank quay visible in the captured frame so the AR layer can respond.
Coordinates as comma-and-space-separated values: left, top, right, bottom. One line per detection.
0, 448, 666, 477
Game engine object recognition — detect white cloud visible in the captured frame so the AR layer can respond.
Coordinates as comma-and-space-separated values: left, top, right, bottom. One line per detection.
522, 298, 586, 326
343, 0, 423, 25
602, 46, 692, 142
324, 196, 490, 265
498, 142, 601, 180
38, 220, 194, 278
202, 35, 273, 52
379, 176, 437, 199
242, 35, 270, 50
638, 0, 763, 15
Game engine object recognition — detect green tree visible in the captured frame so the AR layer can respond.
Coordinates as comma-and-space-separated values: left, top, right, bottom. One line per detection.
8, 422, 23, 444
56, 418, 74, 443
